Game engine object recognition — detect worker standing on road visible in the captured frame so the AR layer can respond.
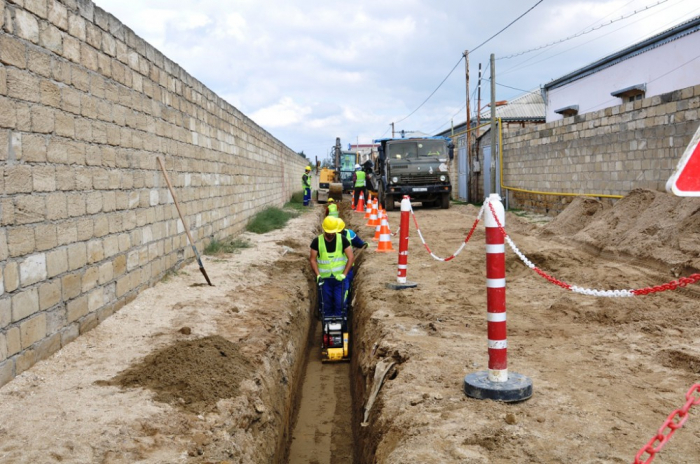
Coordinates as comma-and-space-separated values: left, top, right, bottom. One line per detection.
325, 198, 339, 218
310, 217, 354, 318
302, 166, 312, 206
352, 164, 366, 208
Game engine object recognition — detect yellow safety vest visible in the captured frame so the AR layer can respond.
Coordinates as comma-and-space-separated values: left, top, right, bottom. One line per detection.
317, 234, 347, 278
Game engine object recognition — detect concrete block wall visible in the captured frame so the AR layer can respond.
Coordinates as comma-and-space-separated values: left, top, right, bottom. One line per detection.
502, 84, 700, 215
0, 0, 308, 387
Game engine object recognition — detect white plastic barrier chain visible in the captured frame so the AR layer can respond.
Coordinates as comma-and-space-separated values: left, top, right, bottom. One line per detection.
483, 201, 700, 298
409, 202, 485, 262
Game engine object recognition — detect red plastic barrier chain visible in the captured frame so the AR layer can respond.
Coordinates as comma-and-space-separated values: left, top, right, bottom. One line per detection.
486, 202, 700, 297
409, 203, 484, 262
634, 383, 700, 463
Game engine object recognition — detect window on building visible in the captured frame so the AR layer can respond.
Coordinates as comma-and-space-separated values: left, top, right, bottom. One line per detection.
554, 105, 579, 117
611, 84, 646, 103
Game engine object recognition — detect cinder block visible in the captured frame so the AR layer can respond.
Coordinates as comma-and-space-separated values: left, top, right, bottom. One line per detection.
61, 272, 81, 300
62, 34, 80, 64
7, 68, 40, 103
22, 133, 48, 163
0, 333, 6, 362
6, 327, 20, 356
60, 323, 79, 346
7, 226, 36, 257
0, 66, 6, 97
40, 79, 61, 108
87, 239, 104, 264
82, 265, 98, 292
27, 48, 51, 78
68, 13, 86, 41
48, 0, 69, 30
12, 287, 39, 322
80, 42, 97, 71
14, 9, 40, 44
45, 192, 67, 221
5, 165, 32, 194
60, 87, 81, 114
0, 96, 16, 129
86, 22, 101, 49
76, 217, 94, 241
34, 223, 58, 252
67, 242, 87, 270
20, 252, 47, 286
93, 216, 109, 237
0, 359, 15, 388
3, 261, 18, 293
14, 194, 45, 225
0, 298, 10, 329
87, 287, 104, 312
21, 314, 47, 349
46, 247, 68, 278
39, 280, 61, 310
85, 191, 102, 214
32, 165, 56, 192
79, 312, 98, 334
66, 294, 87, 322
35, 332, 61, 362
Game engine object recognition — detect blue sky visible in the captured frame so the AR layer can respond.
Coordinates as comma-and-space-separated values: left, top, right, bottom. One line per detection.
93, 0, 700, 161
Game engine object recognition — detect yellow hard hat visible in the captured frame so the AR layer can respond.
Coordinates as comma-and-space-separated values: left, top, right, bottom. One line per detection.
322, 216, 339, 233
336, 219, 346, 232
328, 198, 335, 203
305, 166, 312, 171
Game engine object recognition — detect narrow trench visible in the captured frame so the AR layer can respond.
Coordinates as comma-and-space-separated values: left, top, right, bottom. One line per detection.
285, 208, 360, 464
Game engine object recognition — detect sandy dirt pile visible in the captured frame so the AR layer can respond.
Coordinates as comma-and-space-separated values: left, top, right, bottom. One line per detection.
0, 210, 321, 464
348, 191, 700, 463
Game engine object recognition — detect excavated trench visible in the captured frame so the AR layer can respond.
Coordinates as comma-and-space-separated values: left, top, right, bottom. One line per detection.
283, 203, 364, 463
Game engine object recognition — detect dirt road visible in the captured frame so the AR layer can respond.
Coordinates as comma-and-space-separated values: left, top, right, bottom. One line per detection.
0, 190, 698, 463
349, 191, 700, 463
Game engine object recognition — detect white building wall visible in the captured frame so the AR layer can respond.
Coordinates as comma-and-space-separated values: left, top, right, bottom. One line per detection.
546, 32, 700, 121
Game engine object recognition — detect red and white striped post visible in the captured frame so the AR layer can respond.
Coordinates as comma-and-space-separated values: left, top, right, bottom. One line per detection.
386, 196, 417, 290
486, 194, 507, 382
464, 194, 532, 402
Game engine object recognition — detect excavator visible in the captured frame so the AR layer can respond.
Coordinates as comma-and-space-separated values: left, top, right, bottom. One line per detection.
316, 138, 353, 203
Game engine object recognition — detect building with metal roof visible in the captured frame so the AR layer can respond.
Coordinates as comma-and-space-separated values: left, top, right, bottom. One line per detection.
543, 14, 700, 122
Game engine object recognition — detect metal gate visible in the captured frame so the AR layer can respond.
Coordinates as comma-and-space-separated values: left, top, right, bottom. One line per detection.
457, 134, 468, 201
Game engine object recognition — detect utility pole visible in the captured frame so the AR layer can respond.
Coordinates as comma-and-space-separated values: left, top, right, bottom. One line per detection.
489, 53, 497, 196
475, 62, 482, 202
391, 122, 395, 138
464, 50, 470, 203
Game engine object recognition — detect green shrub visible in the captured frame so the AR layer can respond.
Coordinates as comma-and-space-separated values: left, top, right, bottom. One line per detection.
204, 237, 252, 255
246, 207, 298, 234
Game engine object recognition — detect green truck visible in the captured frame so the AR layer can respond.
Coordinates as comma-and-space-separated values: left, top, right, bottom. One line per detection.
373, 136, 454, 210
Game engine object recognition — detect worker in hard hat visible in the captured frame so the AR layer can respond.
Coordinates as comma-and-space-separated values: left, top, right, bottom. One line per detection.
335, 218, 367, 308
351, 163, 366, 209
310, 216, 354, 319
325, 198, 339, 218
302, 166, 312, 206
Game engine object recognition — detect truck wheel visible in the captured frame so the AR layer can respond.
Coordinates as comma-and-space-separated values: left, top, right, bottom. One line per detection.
385, 195, 395, 211
441, 193, 450, 209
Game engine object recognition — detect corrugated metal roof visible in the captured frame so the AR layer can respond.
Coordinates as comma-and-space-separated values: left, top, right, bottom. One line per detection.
478, 88, 545, 121
545, 14, 700, 90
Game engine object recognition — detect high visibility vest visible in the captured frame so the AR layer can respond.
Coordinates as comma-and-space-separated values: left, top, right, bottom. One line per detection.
354, 171, 366, 188
302, 173, 311, 189
317, 234, 347, 278
328, 203, 339, 217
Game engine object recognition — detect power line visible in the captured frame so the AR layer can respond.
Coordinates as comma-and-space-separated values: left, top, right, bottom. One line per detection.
497, 0, 669, 60
481, 78, 530, 93
394, 56, 464, 124
471, 0, 545, 53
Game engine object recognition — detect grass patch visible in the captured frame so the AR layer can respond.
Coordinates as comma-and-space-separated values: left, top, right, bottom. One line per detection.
204, 237, 252, 255
284, 190, 307, 212
246, 207, 298, 234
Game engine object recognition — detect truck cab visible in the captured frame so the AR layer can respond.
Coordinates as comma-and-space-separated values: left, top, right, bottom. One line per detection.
374, 137, 453, 210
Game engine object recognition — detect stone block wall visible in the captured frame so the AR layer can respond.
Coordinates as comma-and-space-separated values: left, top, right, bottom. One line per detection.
0, 0, 308, 386
502, 84, 700, 215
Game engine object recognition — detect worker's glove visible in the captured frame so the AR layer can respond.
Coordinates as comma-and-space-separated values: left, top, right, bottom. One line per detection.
335, 274, 346, 282
316, 275, 322, 284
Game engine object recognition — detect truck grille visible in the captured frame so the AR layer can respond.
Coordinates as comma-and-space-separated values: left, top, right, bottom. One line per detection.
399, 174, 441, 185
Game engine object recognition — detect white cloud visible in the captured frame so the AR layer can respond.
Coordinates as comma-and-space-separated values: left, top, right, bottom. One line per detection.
250, 97, 312, 128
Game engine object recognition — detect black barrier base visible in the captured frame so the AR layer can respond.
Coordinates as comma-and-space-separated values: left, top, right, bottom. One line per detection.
463, 371, 533, 402
386, 281, 418, 290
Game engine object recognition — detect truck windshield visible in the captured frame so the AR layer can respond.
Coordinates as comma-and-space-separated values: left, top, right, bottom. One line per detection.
387, 141, 446, 160
340, 153, 356, 171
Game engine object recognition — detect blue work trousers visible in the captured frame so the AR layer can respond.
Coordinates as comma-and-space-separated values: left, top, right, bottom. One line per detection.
319, 277, 345, 318
303, 188, 311, 206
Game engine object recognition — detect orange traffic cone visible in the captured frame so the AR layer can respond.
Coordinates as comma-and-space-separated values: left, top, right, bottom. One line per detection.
372, 210, 382, 241
351, 192, 355, 210
366, 200, 380, 227
355, 191, 365, 213
376, 212, 395, 252
364, 196, 372, 219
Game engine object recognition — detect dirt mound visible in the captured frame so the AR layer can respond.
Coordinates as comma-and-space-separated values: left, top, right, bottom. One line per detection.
540, 196, 607, 237
102, 335, 253, 414
540, 189, 700, 272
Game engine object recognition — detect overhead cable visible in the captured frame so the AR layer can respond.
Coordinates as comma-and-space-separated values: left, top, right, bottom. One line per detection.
471, 0, 545, 53
498, 0, 669, 60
